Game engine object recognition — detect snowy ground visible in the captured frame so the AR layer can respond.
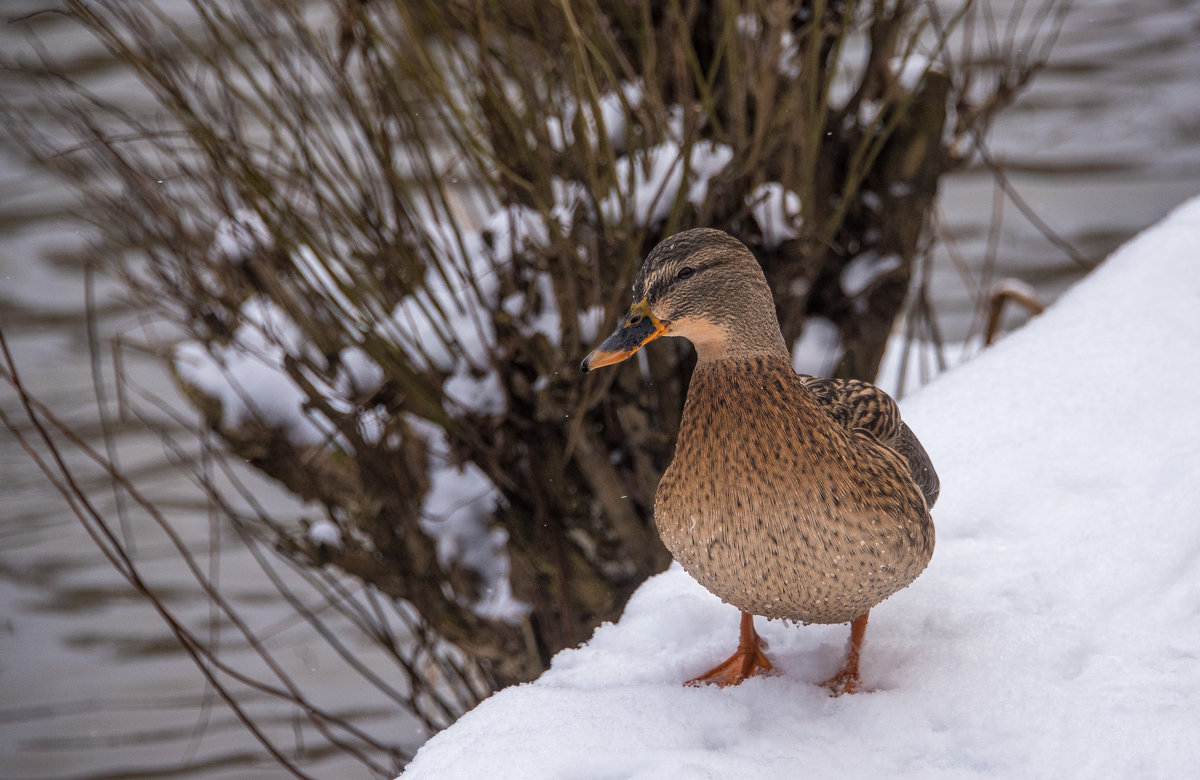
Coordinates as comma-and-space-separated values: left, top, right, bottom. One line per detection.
401, 195, 1200, 779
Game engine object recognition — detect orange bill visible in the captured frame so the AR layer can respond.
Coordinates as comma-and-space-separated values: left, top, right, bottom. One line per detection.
580, 298, 668, 373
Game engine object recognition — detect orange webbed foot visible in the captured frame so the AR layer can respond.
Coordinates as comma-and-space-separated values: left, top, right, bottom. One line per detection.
820, 612, 871, 697
686, 612, 774, 688
820, 667, 866, 696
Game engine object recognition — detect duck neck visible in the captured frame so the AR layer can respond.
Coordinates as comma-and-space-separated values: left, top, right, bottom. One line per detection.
683, 289, 789, 365
690, 327, 789, 364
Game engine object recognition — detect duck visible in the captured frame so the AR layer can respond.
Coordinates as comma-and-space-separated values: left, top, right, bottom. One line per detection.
581, 228, 938, 694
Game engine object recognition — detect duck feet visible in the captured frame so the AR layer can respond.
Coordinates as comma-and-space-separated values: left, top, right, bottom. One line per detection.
820, 667, 865, 696
687, 612, 774, 687
820, 612, 870, 696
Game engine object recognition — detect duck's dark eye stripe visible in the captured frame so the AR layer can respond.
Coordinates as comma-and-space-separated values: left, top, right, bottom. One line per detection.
646, 260, 716, 302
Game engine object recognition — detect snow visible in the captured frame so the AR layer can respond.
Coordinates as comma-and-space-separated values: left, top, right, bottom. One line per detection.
889, 54, 939, 92
601, 141, 734, 228
307, 519, 342, 547
547, 81, 643, 153
791, 316, 841, 376
335, 346, 386, 400
501, 273, 560, 345
840, 251, 902, 298
292, 244, 368, 331
401, 194, 1200, 779
410, 417, 528, 623
173, 297, 334, 445
444, 370, 505, 415
175, 294, 529, 618
778, 29, 802, 80
747, 182, 802, 248
577, 304, 607, 344
480, 205, 557, 267
209, 208, 269, 262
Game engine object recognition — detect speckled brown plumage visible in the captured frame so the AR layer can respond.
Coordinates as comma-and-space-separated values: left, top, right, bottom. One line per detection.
799, 376, 940, 510
656, 356, 934, 624
582, 227, 938, 688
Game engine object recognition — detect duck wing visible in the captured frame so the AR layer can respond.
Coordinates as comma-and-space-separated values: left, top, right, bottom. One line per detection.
798, 376, 940, 510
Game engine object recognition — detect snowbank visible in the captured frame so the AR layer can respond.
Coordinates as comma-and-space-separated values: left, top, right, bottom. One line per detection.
402, 195, 1200, 778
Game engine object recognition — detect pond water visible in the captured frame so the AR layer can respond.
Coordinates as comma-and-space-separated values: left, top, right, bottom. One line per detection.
2, 1, 1199, 777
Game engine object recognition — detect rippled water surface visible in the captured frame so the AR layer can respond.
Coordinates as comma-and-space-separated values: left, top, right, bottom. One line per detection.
2, 1, 1199, 777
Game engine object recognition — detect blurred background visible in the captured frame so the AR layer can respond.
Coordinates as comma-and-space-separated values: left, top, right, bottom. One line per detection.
2, 1, 1198, 778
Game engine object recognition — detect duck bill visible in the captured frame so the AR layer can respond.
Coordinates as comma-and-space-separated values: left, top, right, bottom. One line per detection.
580, 299, 668, 373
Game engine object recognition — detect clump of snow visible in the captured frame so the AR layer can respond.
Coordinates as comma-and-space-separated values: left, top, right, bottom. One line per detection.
601, 141, 734, 228
176, 292, 401, 450
501, 273, 560, 346
402, 195, 1200, 779
377, 220, 508, 417
779, 29, 802, 79
889, 54, 940, 92
480, 206, 556, 267
547, 81, 643, 153
791, 316, 841, 376
747, 182, 802, 247
388, 292, 461, 374
173, 297, 334, 445
409, 417, 529, 623
683, 142, 734, 210
209, 208, 269, 262
577, 305, 607, 344
734, 13, 762, 38
839, 251, 902, 298
336, 346, 386, 400
307, 519, 341, 547
444, 370, 505, 415
388, 217, 499, 375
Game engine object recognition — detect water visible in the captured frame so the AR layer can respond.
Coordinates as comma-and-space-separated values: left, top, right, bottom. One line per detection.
3, 1, 1199, 777
932, 0, 1200, 332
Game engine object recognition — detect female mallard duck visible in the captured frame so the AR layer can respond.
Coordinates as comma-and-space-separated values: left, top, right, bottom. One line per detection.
582, 228, 938, 694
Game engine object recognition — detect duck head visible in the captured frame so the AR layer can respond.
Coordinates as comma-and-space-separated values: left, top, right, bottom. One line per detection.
581, 228, 787, 372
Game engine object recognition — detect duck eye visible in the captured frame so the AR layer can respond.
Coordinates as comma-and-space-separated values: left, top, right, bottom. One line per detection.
676, 267, 695, 280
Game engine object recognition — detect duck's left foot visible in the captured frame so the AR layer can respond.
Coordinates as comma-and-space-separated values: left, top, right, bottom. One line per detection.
820, 612, 871, 697
686, 612, 773, 688
820, 667, 865, 696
